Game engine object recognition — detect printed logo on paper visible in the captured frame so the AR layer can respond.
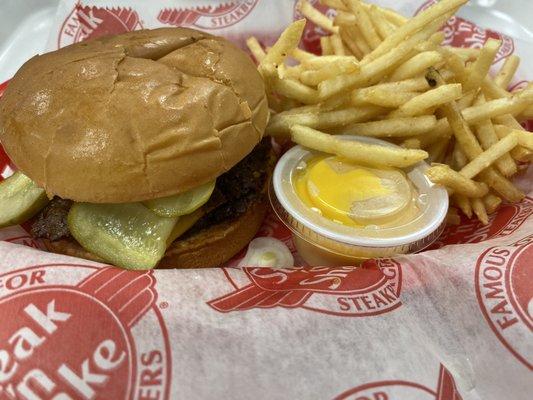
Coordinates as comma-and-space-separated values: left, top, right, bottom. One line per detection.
293, 0, 335, 55
0, 264, 171, 399
334, 364, 463, 400
58, 4, 143, 48
431, 197, 533, 248
475, 235, 533, 369
209, 258, 402, 317
416, 1, 514, 63
157, 1, 259, 30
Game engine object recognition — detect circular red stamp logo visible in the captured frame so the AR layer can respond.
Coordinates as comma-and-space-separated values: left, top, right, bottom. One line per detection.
58, 4, 143, 48
157, 0, 259, 30
0, 264, 171, 399
334, 364, 463, 400
209, 258, 402, 317
431, 197, 533, 248
416, 0, 514, 63
475, 235, 533, 369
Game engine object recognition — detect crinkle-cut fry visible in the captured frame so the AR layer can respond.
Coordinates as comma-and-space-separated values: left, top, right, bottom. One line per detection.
453, 194, 473, 218
319, 20, 445, 99
483, 194, 502, 214
338, 27, 364, 60
473, 94, 517, 177
290, 125, 428, 168
388, 51, 443, 82
446, 207, 461, 225
363, 0, 467, 63
271, 77, 320, 105
298, 0, 339, 34
391, 84, 463, 117
291, 47, 317, 62
426, 164, 488, 198
246, 37, 266, 63
300, 61, 359, 86
343, 116, 437, 137
352, 89, 418, 108
367, 5, 396, 39
472, 198, 489, 225
320, 36, 334, 55
495, 55, 520, 89
320, 0, 348, 11
343, 0, 382, 50
267, 105, 384, 136
463, 38, 501, 92
459, 132, 519, 179
330, 33, 346, 55
260, 19, 306, 71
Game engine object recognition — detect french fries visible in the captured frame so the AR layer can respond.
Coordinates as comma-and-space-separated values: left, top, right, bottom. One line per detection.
252, 0, 532, 225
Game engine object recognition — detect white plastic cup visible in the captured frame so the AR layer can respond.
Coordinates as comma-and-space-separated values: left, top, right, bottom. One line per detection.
269, 136, 449, 266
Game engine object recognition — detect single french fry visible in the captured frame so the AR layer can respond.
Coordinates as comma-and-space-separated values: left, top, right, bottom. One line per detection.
388, 51, 443, 81
330, 33, 346, 55
298, 0, 339, 34
261, 20, 306, 70
320, 0, 348, 11
267, 105, 384, 136
364, 0, 468, 62
334, 11, 356, 25
453, 194, 473, 218
495, 55, 520, 89
353, 89, 418, 108
348, 24, 373, 55
445, 46, 480, 61
492, 115, 532, 162
371, 76, 433, 92
279, 65, 303, 80
300, 61, 359, 86
392, 84, 463, 117
291, 125, 428, 167
319, 21, 443, 98
426, 164, 488, 198
483, 194, 502, 214
473, 94, 517, 177
320, 36, 334, 55
246, 37, 266, 63
367, 5, 396, 39
272, 78, 320, 104
482, 76, 511, 99
459, 132, 519, 178
343, 115, 437, 137
372, 6, 408, 26
463, 38, 501, 92
338, 27, 364, 60
439, 46, 469, 84
481, 168, 524, 202
344, 0, 382, 49
493, 126, 533, 150
302, 55, 358, 69
462, 89, 533, 123
472, 198, 489, 225
291, 47, 317, 62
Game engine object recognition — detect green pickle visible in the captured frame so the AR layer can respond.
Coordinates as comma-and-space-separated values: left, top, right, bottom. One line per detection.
144, 180, 215, 217
0, 172, 49, 228
68, 202, 178, 270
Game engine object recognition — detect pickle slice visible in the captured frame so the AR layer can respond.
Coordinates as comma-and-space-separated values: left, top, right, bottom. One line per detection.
0, 172, 49, 228
68, 203, 177, 270
144, 181, 215, 218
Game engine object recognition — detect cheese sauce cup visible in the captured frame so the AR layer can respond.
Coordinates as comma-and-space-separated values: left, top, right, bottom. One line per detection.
269, 136, 449, 266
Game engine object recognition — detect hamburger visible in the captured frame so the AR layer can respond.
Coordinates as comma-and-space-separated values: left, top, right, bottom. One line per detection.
0, 28, 271, 270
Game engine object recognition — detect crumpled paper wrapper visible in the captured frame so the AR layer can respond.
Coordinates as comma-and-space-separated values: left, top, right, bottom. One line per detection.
0, 1, 531, 399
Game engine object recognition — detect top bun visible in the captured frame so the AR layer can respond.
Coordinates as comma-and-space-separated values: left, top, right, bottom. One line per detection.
0, 28, 268, 203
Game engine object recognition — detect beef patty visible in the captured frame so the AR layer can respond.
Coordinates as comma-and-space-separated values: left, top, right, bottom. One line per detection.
31, 139, 271, 242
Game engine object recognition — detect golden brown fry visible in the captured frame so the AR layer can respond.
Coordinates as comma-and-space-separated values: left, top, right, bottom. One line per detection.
246, 37, 266, 63
344, 0, 382, 49
493, 125, 533, 150
388, 51, 443, 81
261, 19, 306, 71
352, 88, 418, 107
427, 139, 450, 164
482, 76, 511, 99
463, 38, 501, 92
338, 27, 364, 60
462, 89, 533, 123
364, 0, 467, 62
453, 194, 473, 219
298, 0, 339, 34
267, 105, 384, 136
495, 55, 520, 89
367, 5, 396, 39
426, 164, 488, 198
291, 125, 428, 167
492, 115, 532, 161
446, 207, 461, 225
472, 198, 489, 225
403, 138, 421, 149
334, 11, 356, 25
483, 194, 502, 214
300, 59, 359, 86
330, 33, 346, 55
445, 46, 480, 61
320, 0, 348, 10
343, 115, 437, 137
291, 47, 317, 62
272, 77, 320, 104
392, 84, 462, 117
320, 36, 334, 55
439, 46, 469, 84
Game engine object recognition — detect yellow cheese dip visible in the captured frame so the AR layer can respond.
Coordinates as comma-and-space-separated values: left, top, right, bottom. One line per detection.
293, 156, 421, 230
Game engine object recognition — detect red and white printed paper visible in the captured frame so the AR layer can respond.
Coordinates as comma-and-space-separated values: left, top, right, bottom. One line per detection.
0, 1, 532, 399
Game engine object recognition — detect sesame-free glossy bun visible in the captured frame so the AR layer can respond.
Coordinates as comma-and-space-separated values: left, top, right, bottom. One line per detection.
0, 28, 268, 203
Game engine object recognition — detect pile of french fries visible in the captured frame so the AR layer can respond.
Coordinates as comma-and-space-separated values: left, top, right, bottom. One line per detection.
246, 0, 533, 225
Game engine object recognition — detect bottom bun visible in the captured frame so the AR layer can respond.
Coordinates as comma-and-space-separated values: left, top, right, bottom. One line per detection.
43, 197, 268, 269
